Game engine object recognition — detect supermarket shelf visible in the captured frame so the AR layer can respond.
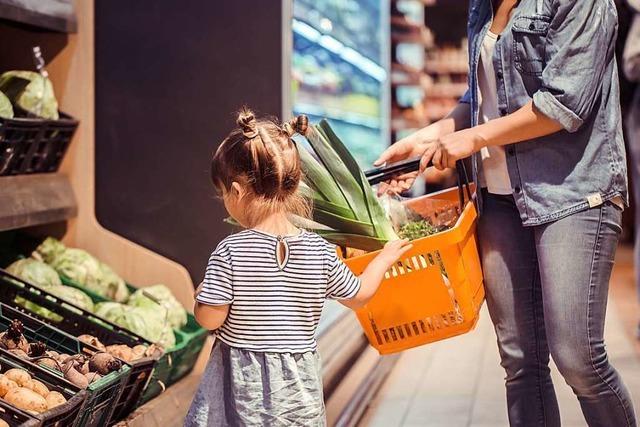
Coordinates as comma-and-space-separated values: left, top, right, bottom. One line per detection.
425, 61, 469, 75
425, 82, 468, 98
391, 30, 430, 46
0, 173, 77, 231
0, 0, 77, 33
390, 15, 423, 31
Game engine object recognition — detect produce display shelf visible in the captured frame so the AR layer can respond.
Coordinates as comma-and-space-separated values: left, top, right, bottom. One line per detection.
60, 278, 208, 404
0, 399, 39, 427
0, 303, 129, 426
0, 270, 159, 423
0, 347, 87, 427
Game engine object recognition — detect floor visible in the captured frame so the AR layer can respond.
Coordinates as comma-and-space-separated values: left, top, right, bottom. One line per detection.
359, 246, 640, 427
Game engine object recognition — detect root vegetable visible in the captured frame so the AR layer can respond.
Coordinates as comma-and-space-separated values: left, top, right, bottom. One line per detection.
45, 391, 66, 410
106, 344, 133, 362
4, 369, 31, 387
84, 372, 102, 384
58, 354, 70, 364
89, 352, 121, 375
63, 365, 88, 389
0, 320, 29, 353
79, 361, 89, 375
8, 349, 28, 359
145, 344, 163, 359
0, 376, 18, 397
24, 379, 49, 397
28, 341, 47, 357
131, 345, 147, 360
4, 387, 47, 413
78, 335, 106, 351
37, 358, 59, 371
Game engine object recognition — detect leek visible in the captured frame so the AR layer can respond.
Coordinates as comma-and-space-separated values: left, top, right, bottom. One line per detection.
297, 120, 399, 251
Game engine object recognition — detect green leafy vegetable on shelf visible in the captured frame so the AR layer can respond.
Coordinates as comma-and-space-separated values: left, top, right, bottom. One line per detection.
296, 120, 399, 251
0, 90, 14, 119
0, 71, 59, 119
6, 258, 61, 289
127, 284, 188, 329
35, 237, 130, 302
95, 302, 175, 348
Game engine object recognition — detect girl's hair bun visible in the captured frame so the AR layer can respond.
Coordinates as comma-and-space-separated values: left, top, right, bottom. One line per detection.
237, 107, 258, 138
283, 114, 309, 137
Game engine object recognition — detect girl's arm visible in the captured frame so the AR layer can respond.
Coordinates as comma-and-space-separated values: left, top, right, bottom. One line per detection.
194, 302, 229, 330
339, 239, 413, 310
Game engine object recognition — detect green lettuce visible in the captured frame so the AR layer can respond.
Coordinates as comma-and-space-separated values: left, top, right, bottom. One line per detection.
6, 258, 61, 289
0, 90, 13, 118
0, 71, 59, 119
95, 302, 175, 348
127, 285, 187, 329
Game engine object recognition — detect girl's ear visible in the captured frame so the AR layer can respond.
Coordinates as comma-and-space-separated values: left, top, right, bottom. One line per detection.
231, 182, 245, 199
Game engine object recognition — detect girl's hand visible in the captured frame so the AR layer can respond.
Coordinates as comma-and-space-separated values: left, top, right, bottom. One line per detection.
421, 128, 486, 172
376, 239, 413, 268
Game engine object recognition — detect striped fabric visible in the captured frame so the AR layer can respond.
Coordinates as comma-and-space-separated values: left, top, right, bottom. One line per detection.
196, 229, 361, 353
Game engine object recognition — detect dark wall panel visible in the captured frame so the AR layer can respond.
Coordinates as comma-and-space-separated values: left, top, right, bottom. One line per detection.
95, 1, 284, 283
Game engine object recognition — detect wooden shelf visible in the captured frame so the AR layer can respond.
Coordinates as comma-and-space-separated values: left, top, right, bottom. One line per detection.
0, 0, 77, 33
0, 173, 77, 231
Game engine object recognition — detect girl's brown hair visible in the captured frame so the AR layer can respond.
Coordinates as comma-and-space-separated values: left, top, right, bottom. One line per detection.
211, 107, 311, 226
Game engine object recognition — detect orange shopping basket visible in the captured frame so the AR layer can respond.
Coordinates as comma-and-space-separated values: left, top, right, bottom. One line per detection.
345, 162, 485, 355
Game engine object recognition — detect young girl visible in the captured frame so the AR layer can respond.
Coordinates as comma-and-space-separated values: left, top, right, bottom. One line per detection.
185, 108, 411, 426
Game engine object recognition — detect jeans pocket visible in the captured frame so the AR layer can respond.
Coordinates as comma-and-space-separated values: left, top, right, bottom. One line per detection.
512, 15, 551, 76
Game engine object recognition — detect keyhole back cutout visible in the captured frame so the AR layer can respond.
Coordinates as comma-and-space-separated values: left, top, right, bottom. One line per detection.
276, 237, 290, 270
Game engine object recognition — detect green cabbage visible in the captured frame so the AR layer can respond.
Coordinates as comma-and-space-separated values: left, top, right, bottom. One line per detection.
95, 302, 175, 348
35, 238, 130, 302
6, 258, 61, 289
0, 71, 59, 119
49, 286, 94, 312
127, 285, 187, 329
0, 90, 13, 118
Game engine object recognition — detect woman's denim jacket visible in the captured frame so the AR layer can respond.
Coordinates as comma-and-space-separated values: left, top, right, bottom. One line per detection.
461, 0, 628, 225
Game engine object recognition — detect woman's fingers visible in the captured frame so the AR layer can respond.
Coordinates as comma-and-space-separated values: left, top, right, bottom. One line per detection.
420, 146, 435, 173
374, 140, 413, 166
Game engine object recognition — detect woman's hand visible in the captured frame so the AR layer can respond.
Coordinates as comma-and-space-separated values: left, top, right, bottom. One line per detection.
422, 128, 486, 172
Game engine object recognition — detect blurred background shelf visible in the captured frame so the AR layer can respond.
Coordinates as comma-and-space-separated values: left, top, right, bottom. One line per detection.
0, 173, 77, 231
0, 0, 77, 33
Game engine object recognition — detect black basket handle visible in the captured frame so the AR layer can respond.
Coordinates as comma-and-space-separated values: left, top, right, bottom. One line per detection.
365, 157, 473, 212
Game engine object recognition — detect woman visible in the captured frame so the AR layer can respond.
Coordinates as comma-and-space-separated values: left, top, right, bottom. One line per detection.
377, 0, 638, 425
624, 0, 640, 340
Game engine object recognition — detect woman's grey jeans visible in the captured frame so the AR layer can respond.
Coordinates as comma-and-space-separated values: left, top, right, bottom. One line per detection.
478, 190, 637, 427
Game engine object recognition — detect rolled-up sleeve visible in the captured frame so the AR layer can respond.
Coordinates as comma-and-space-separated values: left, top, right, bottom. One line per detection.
532, 0, 618, 133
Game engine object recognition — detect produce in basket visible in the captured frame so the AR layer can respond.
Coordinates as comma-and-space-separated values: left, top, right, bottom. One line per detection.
94, 302, 175, 348
127, 284, 188, 329
34, 238, 130, 302
0, 71, 59, 120
296, 120, 454, 250
0, 368, 67, 413
6, 259, 61, 289
0, 90, 13, 119
78, 334, 160, 362
7, 258, 94, 321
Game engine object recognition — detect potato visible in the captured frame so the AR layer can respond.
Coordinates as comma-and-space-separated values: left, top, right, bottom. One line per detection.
0, 376, 18, 397
45, 391, 67, 410
106, 344, 133, 362
24, 379, 49, 398
4, 369, 31, 387
4, 387, 48, 413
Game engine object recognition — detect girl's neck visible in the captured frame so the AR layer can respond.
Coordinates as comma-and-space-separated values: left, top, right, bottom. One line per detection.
252, 212, 300, 237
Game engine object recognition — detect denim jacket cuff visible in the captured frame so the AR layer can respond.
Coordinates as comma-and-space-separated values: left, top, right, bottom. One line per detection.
533, 91, 583, 133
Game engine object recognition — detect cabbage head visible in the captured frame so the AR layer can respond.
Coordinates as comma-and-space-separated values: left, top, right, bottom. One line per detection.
49, 286, 94, 312
36, 237, 130, 302
95, 302, 175, 348
127, 285, 187, 329
0, 90, 13, 118
6, 258, 61, 289
0, 71, 59, 119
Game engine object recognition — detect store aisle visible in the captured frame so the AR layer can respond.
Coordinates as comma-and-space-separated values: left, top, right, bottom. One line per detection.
359, 247, 640, 427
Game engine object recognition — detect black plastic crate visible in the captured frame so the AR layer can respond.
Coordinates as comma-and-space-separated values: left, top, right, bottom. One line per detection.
0, 270, 160, 422
0, 303, 129, 426
0, 347, 87, 427
0, 400, 39, 427
0, 112, 78, 176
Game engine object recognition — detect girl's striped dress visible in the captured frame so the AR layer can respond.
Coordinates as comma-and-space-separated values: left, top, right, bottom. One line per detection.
185, 229, 361, 427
